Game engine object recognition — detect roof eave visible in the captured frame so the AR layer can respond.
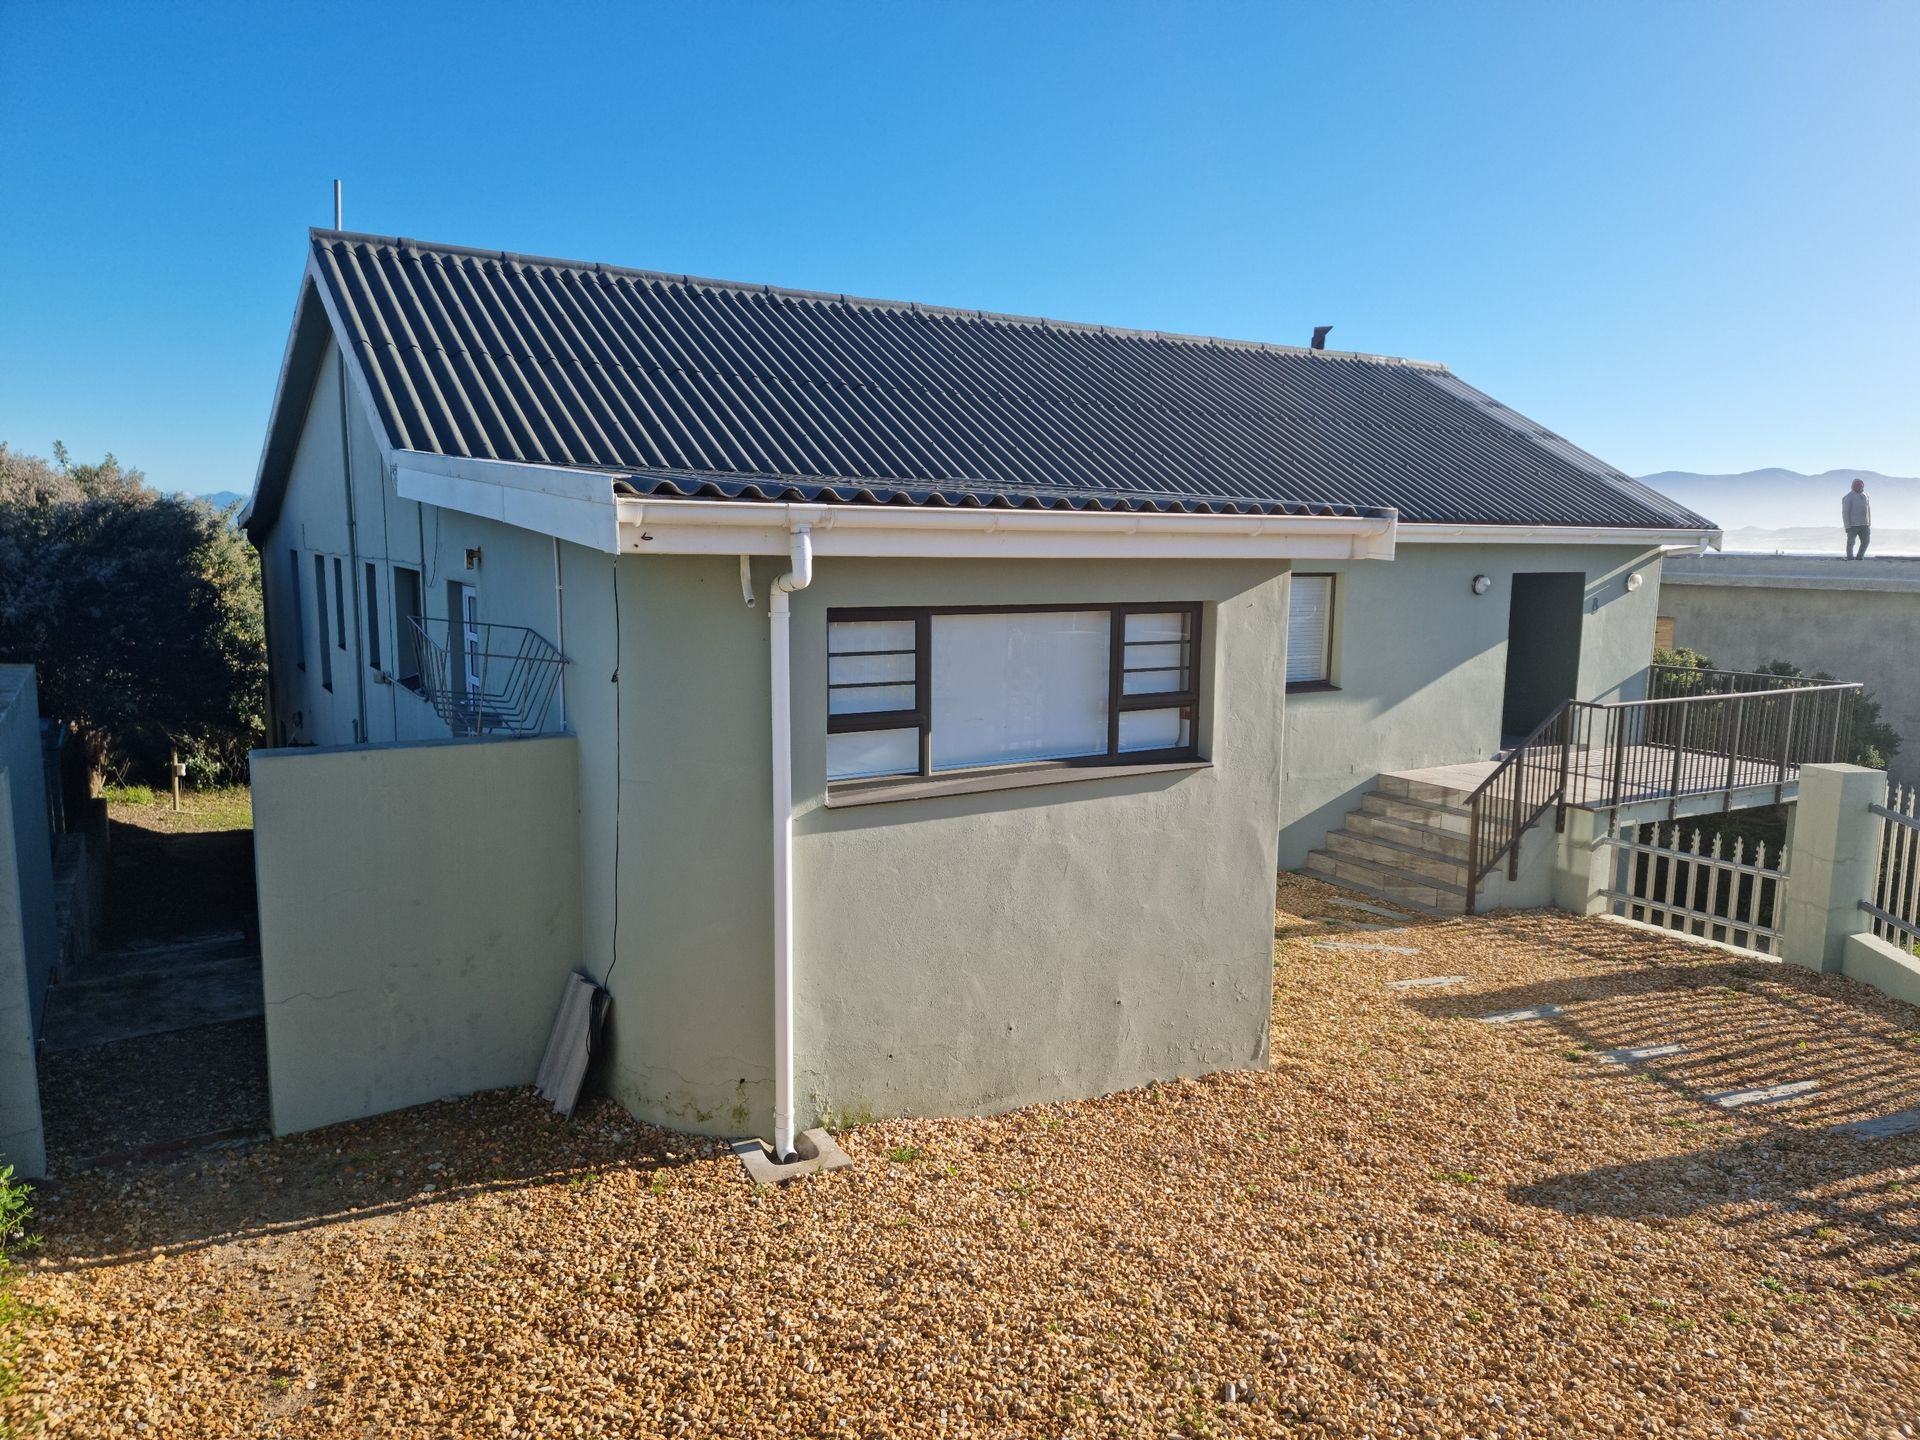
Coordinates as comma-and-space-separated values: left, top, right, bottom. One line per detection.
615, 493, 1398, 561
1397, 522, 1722, 550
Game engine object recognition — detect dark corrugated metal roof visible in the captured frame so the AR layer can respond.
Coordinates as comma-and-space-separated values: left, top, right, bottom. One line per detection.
285, 229, 1714, 530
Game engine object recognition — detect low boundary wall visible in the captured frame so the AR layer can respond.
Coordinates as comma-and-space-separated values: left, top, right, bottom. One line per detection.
252, 734, 584, 1135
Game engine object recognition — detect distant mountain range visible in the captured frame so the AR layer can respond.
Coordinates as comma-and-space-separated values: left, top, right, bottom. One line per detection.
1637, 468, 1919, 531
195, 489, 247, 510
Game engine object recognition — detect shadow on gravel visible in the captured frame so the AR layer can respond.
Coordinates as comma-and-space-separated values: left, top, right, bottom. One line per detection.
1383, 922, 1920, 1275
1508, 1141, 1920, 1280
33, 1089, 721, 1271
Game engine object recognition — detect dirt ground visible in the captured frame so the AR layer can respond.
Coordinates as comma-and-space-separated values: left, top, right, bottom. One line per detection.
101, 787, 256, 946
4, 878, 1917, 1439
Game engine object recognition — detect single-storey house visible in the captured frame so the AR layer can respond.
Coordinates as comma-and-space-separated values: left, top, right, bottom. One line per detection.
242, 230, 1717, 1153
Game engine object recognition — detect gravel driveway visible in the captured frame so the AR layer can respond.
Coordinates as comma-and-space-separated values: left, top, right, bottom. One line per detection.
5, 877, 1917, 1438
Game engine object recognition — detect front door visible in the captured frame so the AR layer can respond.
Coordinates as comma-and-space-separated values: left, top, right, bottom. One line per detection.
1501, 572, 1585, 741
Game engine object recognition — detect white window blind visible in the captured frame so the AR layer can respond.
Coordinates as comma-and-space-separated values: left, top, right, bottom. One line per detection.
931, 611, 1109, 770
1286, 575, 1333, 685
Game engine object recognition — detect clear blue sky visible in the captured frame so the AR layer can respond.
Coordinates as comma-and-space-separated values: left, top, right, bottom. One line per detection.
2, 0, 1914, 497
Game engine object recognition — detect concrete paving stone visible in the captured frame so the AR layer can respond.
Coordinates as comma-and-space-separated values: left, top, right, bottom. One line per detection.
1477, 1005, 1564, 1024
1830, 1107, 1920, 1139
1594, 1043, 1687, 1065
1326, 897, 1418, 920
1706, 1080, 1818, 1109
1383, 975, 1468, 990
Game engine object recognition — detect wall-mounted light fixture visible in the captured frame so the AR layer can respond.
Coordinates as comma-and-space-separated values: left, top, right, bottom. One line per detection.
465, 546, 483, 570
1470, 574, 1492, 595
1626, 571, 1644, 592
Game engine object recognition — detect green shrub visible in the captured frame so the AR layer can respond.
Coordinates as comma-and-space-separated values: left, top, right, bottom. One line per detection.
0, 1163, 38, 1424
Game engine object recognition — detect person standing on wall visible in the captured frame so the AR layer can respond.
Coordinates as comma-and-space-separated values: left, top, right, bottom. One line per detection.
1843, 477, 1872, 559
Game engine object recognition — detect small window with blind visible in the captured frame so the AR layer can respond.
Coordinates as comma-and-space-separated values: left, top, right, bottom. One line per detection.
1286, 574, 1335, 690
826, 604, 1203, 789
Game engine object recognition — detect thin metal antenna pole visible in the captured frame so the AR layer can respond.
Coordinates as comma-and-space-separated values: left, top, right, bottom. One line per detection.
333, 179, 342, 229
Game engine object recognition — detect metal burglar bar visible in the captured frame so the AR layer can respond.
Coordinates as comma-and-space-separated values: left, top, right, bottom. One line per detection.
1864, 783, 1920, 952
1464, 669, 1862, 910
407, 618, 568, 737
1602, 822, 1789, 956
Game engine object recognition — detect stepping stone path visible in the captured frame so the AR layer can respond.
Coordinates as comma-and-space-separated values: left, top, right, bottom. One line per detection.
1383, 974, 1467, 990
1595, 1043, 1687, 1065
1830, 1108, 1920, 1140
1477, 1004, 1563, 1024
1317, 941, 1423, 955
1706, 1080, 1818, 1109
1328, 897, 1417, 920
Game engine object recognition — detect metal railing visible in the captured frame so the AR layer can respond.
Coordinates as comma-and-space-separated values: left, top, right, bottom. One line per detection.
1864, 782, 1920, 952
1464, 670, 1863, 910
407, 618, 568, 737
1603, 821, 1788, 956
1646, 663, 1831, 701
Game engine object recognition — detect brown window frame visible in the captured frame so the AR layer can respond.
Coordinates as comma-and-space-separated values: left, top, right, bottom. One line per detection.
825, 601, 1204, 783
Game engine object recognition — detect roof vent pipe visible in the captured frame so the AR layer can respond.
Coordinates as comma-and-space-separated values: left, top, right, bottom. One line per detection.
767, 524, 813, 1161
1310, 325, 1332, 351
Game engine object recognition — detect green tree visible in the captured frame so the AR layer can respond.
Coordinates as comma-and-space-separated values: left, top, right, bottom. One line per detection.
1755, 659, 1901, 771
0, 442, 264, 783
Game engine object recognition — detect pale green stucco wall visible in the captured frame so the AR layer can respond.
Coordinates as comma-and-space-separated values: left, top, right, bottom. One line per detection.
596, 555, 1290, 1135
1276, 543, 1667, 869
0, 668, 52, 1177
251, 733, 584, 1135
1661, 555, 1920, 789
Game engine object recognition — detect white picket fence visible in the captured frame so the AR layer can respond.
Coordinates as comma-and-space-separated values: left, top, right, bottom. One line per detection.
1864, 782, 1920, 951
1602, 822, 1789, 956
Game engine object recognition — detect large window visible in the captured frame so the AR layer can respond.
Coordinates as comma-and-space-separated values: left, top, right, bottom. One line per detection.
1286, 574, 1335, 689
826, 604, 1201, 783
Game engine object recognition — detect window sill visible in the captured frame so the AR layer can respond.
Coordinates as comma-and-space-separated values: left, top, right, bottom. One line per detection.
1285, 680, 1341, 695
826, 757, 1210, 809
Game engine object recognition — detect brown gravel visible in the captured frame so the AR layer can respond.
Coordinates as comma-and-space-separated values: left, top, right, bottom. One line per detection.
37, 1018, 269, 1166
5, 878, 1918, 1439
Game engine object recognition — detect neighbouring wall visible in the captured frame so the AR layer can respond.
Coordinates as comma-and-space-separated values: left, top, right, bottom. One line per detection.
597, 554, 1290, 1136
1662, 554, 1920, 789
0, 667, 53, 1178
252, 733, 584, 1135
1278, 543, 1666, 869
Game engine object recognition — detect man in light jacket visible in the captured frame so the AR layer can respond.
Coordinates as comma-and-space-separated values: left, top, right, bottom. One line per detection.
1843, 478, 1871, 559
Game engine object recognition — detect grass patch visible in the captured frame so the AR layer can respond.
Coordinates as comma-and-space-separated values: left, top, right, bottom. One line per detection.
100, 782, 154, 805
886, 1145, 926, 1164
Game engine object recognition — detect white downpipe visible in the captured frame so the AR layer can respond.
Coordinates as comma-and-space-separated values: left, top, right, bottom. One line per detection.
769, 526, 813, 1160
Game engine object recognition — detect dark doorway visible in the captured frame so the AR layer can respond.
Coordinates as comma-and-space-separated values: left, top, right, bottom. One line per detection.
1502, 572, 1586, 739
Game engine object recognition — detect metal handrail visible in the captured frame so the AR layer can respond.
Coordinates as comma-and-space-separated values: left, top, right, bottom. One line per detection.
1464, 672, 1865, 911
1464, 701, 1576, 911
1598, 680, 1860, 709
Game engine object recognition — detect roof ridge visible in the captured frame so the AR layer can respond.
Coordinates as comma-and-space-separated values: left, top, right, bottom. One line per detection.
308, 227, 1451, 372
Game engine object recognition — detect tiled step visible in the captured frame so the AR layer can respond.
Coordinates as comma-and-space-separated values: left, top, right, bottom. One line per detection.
1356, 791, 1472, 836
1327, 828, 1470, 885
1376, 774, 1477, 808
1304, 849, 1465, 915
1345, 809, 1472, 860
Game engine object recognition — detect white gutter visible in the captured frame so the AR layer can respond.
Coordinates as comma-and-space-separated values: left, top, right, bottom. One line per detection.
767, 526, 813, 1161
1399, 522, 1722, 552
621, 495, 1397, 561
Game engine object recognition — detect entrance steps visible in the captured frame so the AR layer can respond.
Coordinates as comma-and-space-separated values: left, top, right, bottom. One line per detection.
1304, 773, 1478, 916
